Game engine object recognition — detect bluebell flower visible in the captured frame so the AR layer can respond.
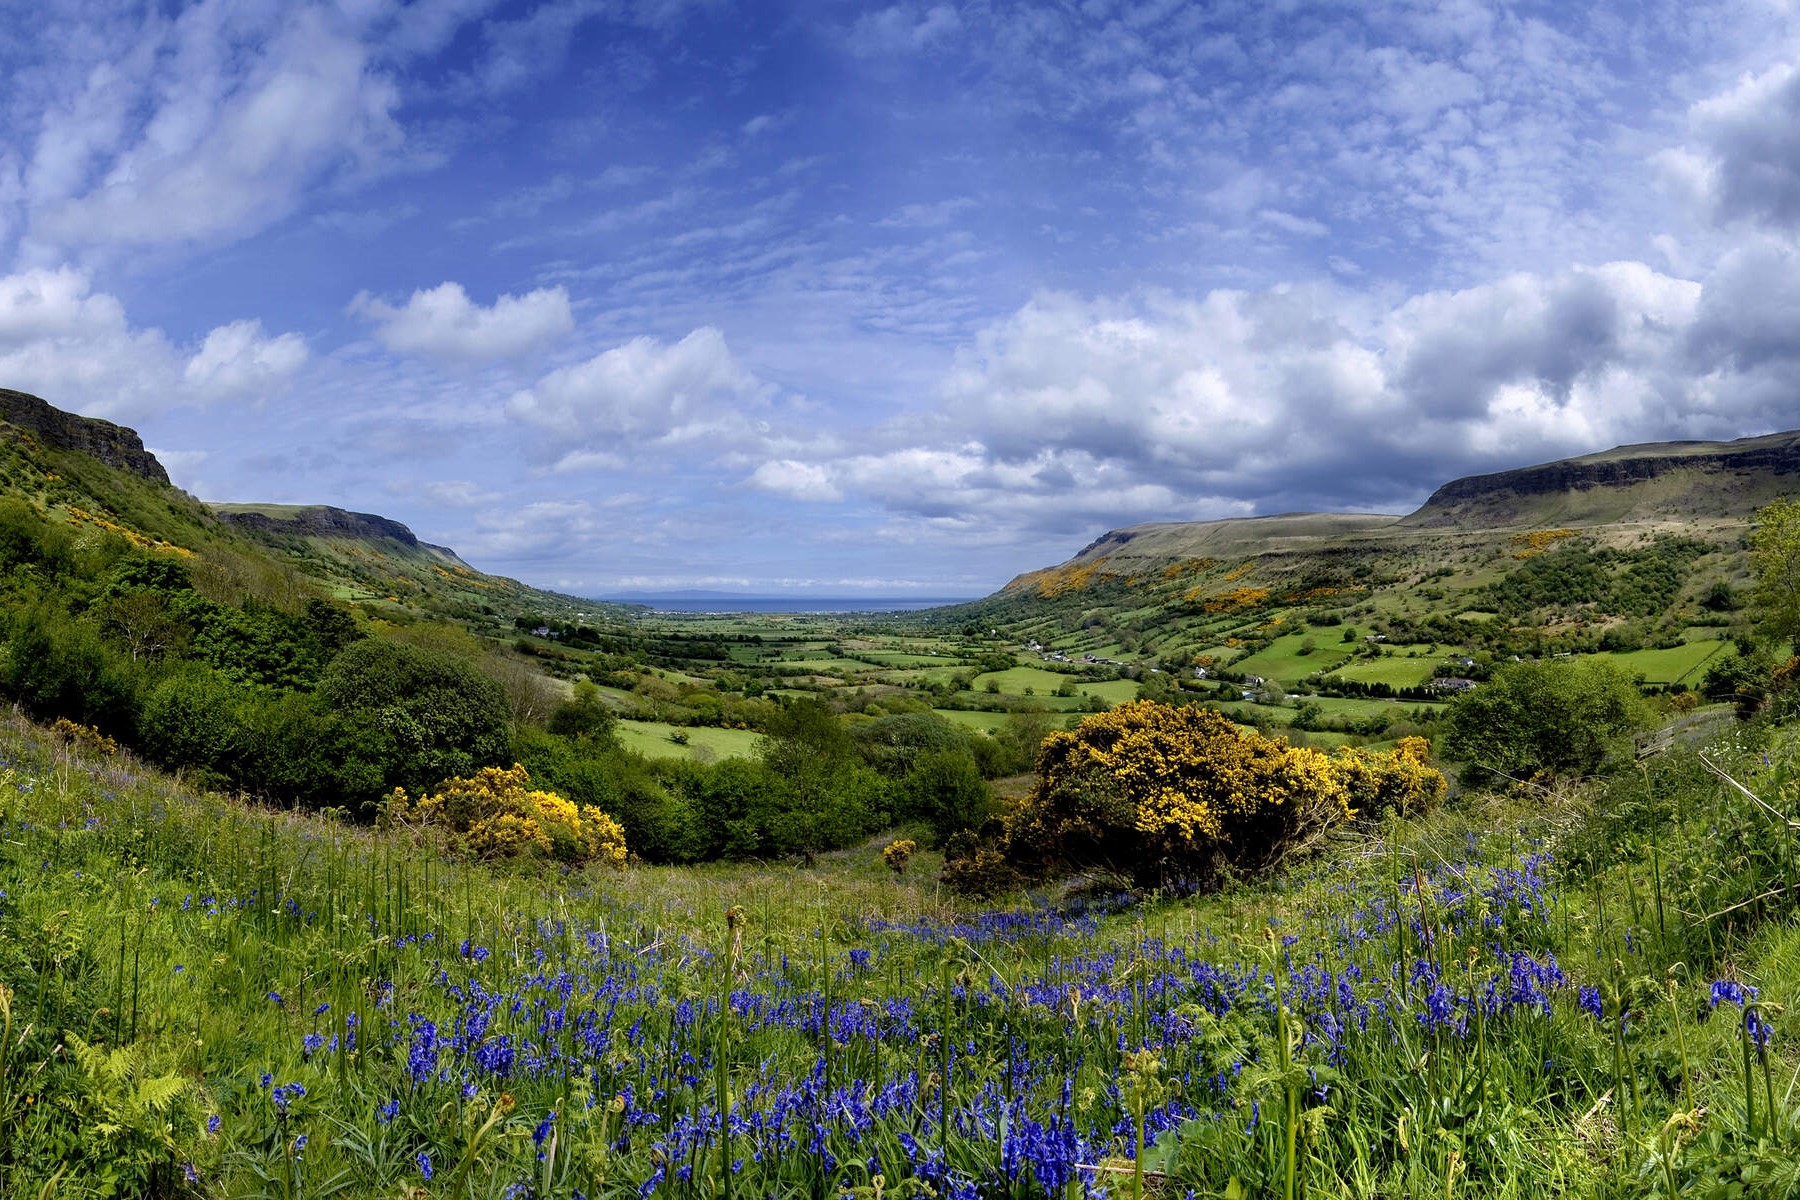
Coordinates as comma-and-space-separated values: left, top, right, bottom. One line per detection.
1710, 980, 1758, 1008
417, 1151, 432, 1179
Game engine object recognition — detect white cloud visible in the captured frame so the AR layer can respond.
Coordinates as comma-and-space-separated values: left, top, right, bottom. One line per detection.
0, 265, 306, 418
183, 319, 308, 400
1678, 60, 1800, 230
413, 479, 503, 508
26, 5, 405, 254
0, 265, 178, 418
748, 255, 1796, 538
748, 459, 841, 502
505, 326, 767, 443
351, 281, 574, 362
847, 4, 962, 56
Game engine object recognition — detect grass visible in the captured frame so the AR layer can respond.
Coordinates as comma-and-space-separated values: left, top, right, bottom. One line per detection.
1325, 652, 1442, 689
613, 719, 765, 761
1603, 639, 1731, 686
1229, 632, 1357, 684
970, 665, 1083, 695
3, 709, 1799, 1199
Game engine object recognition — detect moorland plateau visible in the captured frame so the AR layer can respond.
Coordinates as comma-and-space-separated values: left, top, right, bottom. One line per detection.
3, 387, 1800, 1197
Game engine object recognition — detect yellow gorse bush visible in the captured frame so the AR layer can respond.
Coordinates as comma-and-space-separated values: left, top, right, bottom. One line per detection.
964, 700, 1447, 891
387, 764, 628, 867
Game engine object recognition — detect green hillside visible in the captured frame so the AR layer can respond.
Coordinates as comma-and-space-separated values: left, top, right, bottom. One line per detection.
929, 431, 1797, 703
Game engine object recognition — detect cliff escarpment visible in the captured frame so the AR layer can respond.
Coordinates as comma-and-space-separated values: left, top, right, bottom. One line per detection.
0, 388, 170, 485
1400, 430, 1800, 529
214, 505, 423, 546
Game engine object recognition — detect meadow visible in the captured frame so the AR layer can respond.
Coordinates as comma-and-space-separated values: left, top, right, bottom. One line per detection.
2, 708, 1796, 1199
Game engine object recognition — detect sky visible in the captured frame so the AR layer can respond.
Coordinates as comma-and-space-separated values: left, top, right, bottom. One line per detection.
4, 1, 1800, 598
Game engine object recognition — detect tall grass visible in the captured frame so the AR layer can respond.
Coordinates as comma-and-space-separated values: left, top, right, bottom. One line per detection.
0, 709, 1795, 1198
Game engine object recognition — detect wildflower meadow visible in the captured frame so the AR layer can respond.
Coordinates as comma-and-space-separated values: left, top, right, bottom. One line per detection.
0, 710, 1797, 1199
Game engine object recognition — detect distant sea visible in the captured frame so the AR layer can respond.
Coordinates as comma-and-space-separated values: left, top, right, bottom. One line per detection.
606, 596, 979, 614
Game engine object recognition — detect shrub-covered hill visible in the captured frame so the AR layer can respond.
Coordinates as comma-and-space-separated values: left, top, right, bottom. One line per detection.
0, 387, 623, 630
0, 390, 1036, 863
929, 431, 1797, 690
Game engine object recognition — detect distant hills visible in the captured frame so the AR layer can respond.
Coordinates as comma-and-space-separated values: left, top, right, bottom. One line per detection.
929, 430, 1795, 666
0, 387, 606, 627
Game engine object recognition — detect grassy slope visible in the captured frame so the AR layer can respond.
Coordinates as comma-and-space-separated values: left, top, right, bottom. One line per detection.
4, 707, 1798, 1198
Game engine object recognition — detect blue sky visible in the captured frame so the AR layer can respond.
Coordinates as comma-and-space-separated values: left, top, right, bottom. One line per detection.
4, 1, 1800, 597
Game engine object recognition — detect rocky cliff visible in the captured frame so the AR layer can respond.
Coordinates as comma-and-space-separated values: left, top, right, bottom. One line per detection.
0, 388, 170, 485
1401, 430, 1800, 528
214, 505, 424, 546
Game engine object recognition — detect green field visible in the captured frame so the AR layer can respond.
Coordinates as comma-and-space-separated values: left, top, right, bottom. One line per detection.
1603, 638, 1731, 685
1229, 632, 1357, 683
971, 664, 1090, 695
1326, 653, 1442, 689
1075, 678, 1140, 704
614, 719, 765, 760
931, 708, 1013, 733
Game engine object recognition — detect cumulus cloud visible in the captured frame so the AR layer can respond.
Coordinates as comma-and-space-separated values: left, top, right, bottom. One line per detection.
0, 266, 305, 418
505, 326, 767, 445
1676, 60, 1800, 230
183, 319, 308, 400
351, 281, 574, 362
748, 255, 1797, 539
26, 5, 404, 254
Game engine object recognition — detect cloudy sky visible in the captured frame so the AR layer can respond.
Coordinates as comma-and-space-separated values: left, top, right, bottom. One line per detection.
4, 0, 1800, 597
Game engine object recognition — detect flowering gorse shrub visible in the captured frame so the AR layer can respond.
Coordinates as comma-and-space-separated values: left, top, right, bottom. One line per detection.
386, 764, 627, 867
947, 701, 1444, 893
881, 838, 916, 875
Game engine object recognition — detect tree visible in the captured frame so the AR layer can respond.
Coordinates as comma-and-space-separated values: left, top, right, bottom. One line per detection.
316, 638, 510, 797
547, 680, 619, 744
1750, 496, 1800, 646
1441, 658, 1649, 780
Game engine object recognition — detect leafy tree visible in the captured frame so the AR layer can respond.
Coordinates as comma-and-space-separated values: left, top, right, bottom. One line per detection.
1441, 658, 1649, 780
316, 638, 509, 797
852, 711, 968, 776
547, 680, 619, 744
1751, 496, 1800, 645
900, 748, 994, 845
757, 698, 884, 863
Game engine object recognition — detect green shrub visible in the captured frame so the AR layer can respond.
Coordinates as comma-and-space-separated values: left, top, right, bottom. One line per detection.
1442, 657, 1650, 781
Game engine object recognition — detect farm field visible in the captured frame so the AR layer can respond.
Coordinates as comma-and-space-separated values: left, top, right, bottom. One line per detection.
1324, 652, 1444, 689
1603, 638, 1732, 686
1227, 632, 1357, 683
613, 719, 765, 761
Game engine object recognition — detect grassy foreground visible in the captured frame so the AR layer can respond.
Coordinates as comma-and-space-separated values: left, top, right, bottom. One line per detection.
1, 712, 1797, 1198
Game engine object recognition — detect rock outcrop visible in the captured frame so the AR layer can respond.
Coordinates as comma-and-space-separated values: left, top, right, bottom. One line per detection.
215, 506, 423, 546
0, 388, 170, 485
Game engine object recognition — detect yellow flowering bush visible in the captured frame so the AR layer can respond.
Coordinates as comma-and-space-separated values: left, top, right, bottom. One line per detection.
386, 764, 628, 867
50, 718, 118, 757
881, 838, 916, 875
1329, 736, 1447, 821
948, 701, 1444, 893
